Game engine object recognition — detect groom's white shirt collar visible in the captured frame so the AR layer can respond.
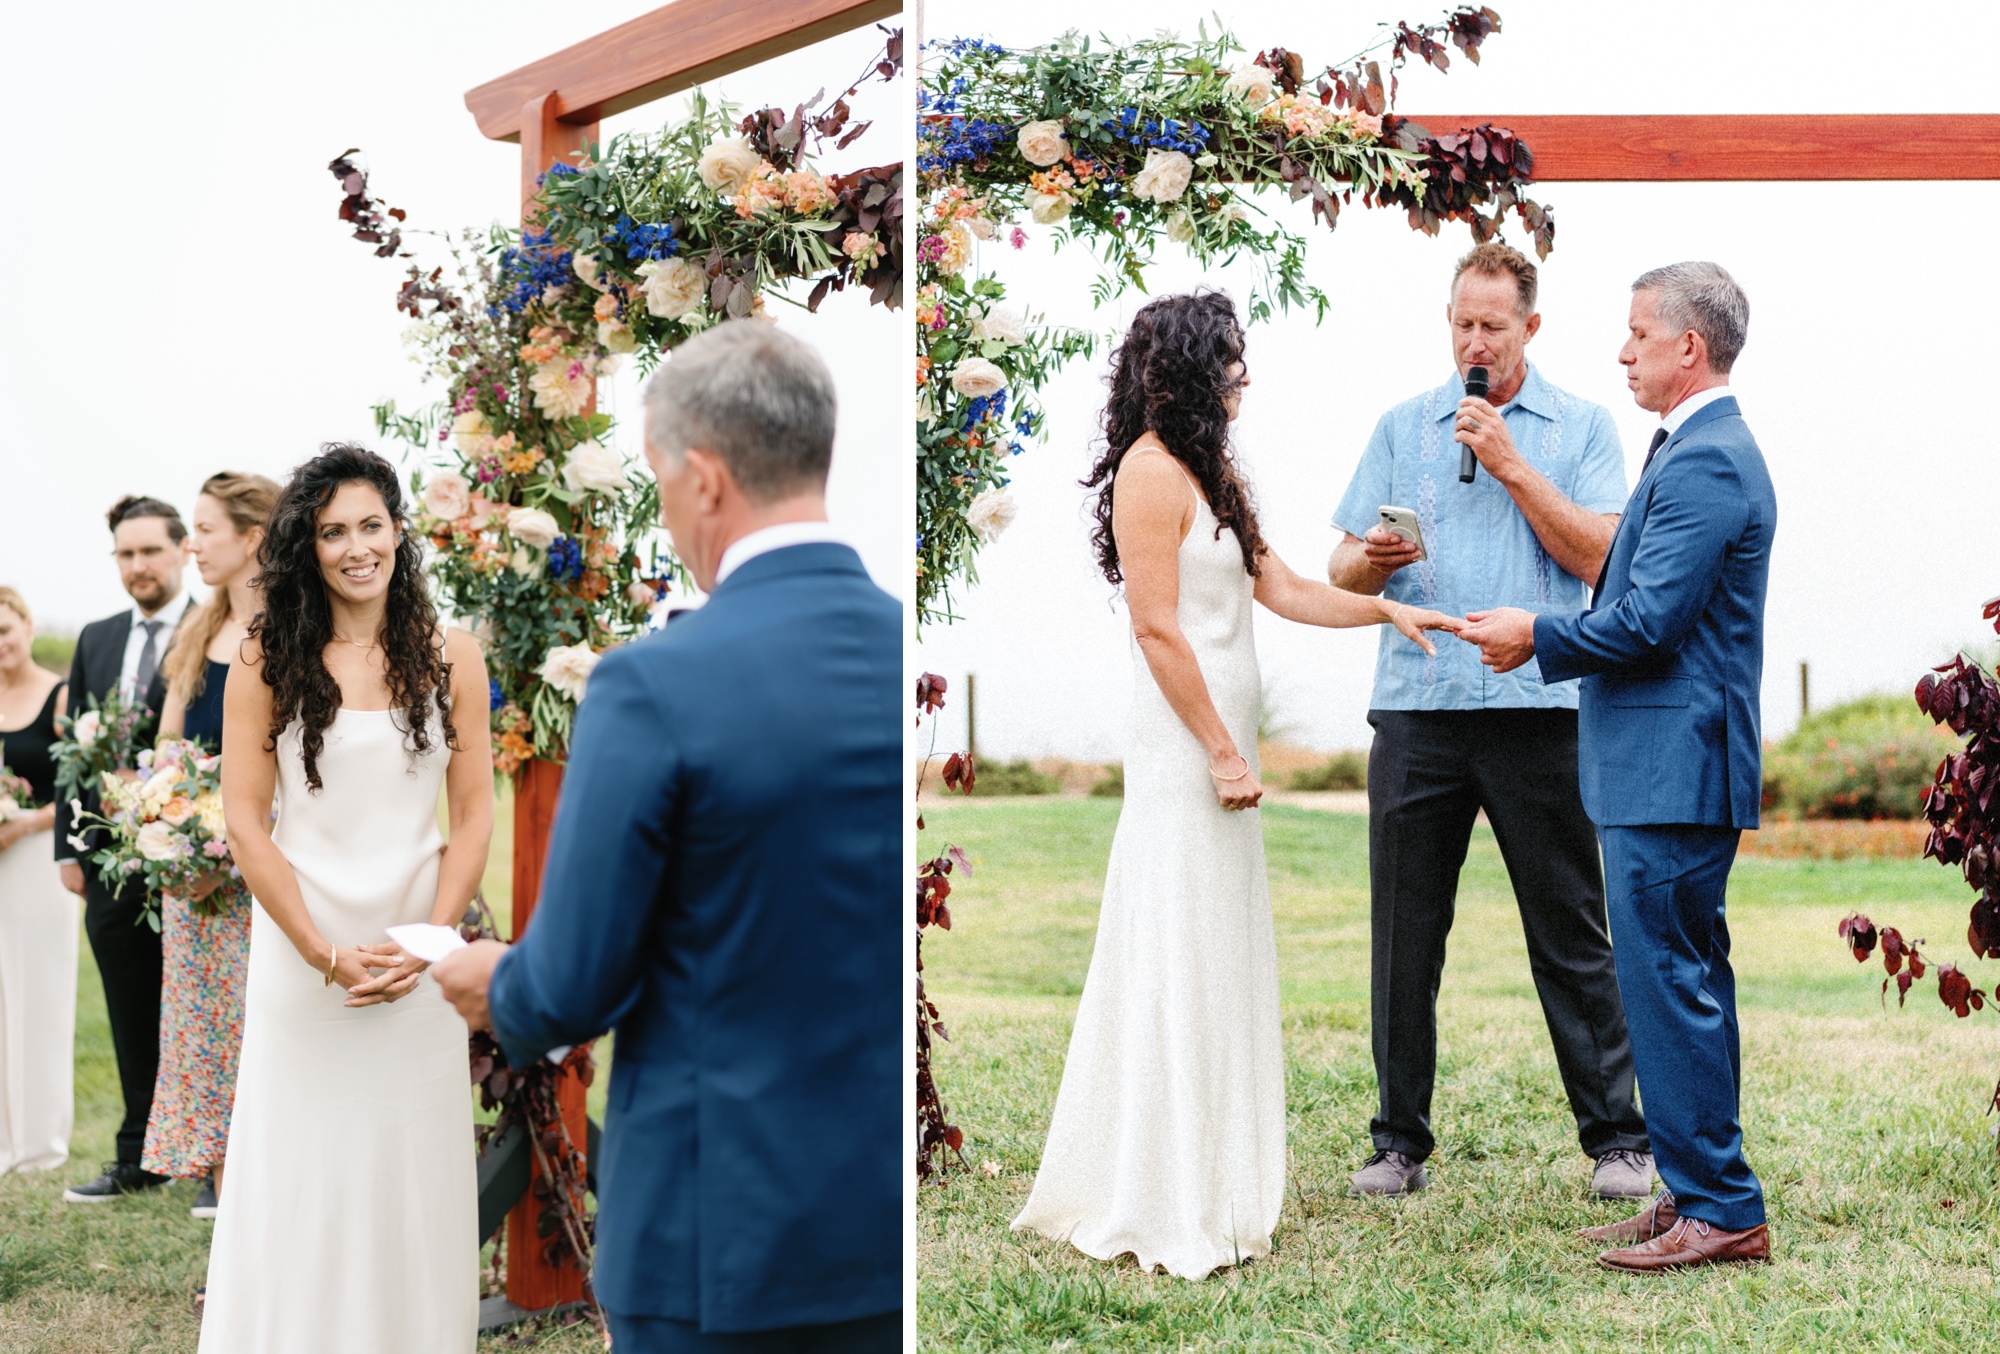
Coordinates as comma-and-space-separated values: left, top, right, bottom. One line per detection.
1660, 384, 1733, 438
713, 521, 845, 588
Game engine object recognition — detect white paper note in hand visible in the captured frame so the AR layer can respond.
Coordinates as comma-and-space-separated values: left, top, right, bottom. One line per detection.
385, 923, 469, 965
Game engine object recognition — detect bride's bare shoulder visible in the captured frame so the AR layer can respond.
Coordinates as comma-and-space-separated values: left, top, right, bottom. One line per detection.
1114, 437, 1185, 488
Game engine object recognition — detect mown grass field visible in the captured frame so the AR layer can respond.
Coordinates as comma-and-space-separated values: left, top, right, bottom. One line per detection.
918, 798, 2000, 1353
0, 784, 606, 1352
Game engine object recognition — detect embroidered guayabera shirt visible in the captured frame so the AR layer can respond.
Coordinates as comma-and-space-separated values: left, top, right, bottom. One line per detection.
1332, 364, 1628, 711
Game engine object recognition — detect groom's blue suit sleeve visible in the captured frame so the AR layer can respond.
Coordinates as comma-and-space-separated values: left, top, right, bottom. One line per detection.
1534, 443, 1748, 682
487, 646, 675, 1065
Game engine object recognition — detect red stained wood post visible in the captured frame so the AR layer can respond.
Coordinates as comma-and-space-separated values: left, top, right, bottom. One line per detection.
469, 0, 897, 1314
504, 757, 586, 1310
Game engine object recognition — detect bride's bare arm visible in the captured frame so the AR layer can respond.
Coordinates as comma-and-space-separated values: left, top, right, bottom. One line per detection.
1253, 547, 1462, 654
429, 630, 493, 929
220, 644, 375, 989
1115, 451, 1258, 809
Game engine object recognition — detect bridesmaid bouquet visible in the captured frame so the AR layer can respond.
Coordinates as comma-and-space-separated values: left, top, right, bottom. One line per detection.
68, 737, 235, 930
0, 764, 39, 819
51, 686, 154, 806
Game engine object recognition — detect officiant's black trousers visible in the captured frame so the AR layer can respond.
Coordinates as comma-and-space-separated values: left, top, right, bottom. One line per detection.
81, 873, 163, 1167
1364, 708, 1649, 1163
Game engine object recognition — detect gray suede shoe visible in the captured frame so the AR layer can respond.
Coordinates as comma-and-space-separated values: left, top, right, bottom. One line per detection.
1350, 1149, 1428, 1197
1590, 1149, 1656, 1200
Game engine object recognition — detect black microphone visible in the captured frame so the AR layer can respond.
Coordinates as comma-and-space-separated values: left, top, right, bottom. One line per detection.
1459, 365, 1488, 484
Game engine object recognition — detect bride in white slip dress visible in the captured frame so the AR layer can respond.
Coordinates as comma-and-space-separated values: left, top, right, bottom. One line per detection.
1013, 293, 1461, 1280
202, 446, 493, 1351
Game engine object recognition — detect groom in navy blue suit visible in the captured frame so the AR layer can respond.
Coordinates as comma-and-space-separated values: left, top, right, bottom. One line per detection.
436, 321, 901, 1350
1460, 262, 1774, 1272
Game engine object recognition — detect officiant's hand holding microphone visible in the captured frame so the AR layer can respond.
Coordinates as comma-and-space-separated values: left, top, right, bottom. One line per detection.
1454, 363, 1531, 486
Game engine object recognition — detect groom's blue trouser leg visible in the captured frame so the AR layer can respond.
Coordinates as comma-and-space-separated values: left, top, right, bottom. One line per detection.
604, 1310, 900, 1353
1598, 824, 1765, 1232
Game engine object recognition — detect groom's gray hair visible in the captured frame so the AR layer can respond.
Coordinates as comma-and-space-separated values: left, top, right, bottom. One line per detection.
1633, 261, 1749, 375
641, 320, 837, 501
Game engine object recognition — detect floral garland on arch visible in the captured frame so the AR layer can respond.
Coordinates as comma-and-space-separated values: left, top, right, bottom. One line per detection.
333, 27, 902, 766
914, 9, 1552, 625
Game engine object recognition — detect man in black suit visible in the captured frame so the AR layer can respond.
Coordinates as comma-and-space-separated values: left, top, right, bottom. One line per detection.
57, 496, 193, 1203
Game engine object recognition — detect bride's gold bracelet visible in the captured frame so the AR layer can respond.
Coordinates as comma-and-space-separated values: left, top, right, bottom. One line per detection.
1207, 753, 1251, 782
323, 943, 337, 988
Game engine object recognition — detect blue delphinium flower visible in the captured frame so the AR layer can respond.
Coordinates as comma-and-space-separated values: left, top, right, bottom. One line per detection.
488, 677, 504, 710
603, 215, 678, 263
1100, 106, 1211, 156
917, 117, 1014, 175
496, 228, 576, 314
963, 387, 1010, 430
546, 536, 585, 583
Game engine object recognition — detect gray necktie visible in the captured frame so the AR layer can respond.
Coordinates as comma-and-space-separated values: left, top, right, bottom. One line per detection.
134, 619, 163, 697
1641, 427, 1669, 476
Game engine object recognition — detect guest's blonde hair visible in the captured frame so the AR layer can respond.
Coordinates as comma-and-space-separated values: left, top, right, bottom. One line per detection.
0, 587, 29, 627
162, 472, 280, 701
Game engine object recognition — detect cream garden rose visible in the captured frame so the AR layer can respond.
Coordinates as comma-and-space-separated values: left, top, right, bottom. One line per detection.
1027, 191, 1071, 224
422, 471, 472, 522
1016, 119, 1070, 168
1131, 148, 1194, 203
1166, 210, 1196, 244
950, 357, 1007, 400
562, 439, 630, 495
966, 488, 1018, 545
538, 643, 601, 703
697, 135, 764, 193
504, 506, 561, 550
638, 257, 706, 321
135, 819, 180, 863
73, 710, 101, 749
1224, 64, 1277, 107
969, 306, 1026, 347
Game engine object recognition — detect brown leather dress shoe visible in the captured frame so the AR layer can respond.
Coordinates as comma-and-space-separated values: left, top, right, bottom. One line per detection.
1597, 1216, 1770, 1272
1578, 1190, 1677, 1244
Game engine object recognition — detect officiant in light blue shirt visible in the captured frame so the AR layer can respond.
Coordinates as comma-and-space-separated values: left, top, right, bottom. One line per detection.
1323, 241, 1657, 1206
1331, 362, 1627, 704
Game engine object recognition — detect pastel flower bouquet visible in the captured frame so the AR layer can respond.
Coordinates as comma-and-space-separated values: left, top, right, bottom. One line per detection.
0, 765, 40, 821
51, 686, 154, 807
69, 737, 234, 931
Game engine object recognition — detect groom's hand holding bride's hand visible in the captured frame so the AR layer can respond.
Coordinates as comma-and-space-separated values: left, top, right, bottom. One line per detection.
433, 939, 509, 1032
1386, 602, 1465, 657
1459, 607, 1538, 673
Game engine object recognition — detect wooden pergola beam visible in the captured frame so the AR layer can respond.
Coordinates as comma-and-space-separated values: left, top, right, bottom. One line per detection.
1402, 113, 2000, 181
466, 0, 899, 143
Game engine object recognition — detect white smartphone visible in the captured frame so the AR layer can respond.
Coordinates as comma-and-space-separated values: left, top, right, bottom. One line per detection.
1376, 506, 1427, 561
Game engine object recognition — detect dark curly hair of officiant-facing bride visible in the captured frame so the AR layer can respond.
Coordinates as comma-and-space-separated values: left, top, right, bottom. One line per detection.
1082, 289, 1269, 584
247, 443, 457, 791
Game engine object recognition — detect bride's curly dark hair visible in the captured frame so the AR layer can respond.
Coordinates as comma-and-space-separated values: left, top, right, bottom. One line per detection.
1081, 290, 1266, 584
248, 443, 455, 792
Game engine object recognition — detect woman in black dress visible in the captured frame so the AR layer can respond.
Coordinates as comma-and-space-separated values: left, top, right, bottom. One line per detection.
0, 585, 76, 1173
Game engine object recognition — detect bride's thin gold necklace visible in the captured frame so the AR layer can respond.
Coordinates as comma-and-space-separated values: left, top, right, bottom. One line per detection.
331, 633, 380, 651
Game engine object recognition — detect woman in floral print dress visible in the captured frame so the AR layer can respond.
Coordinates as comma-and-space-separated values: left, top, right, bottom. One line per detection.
142, 473, 276, 1217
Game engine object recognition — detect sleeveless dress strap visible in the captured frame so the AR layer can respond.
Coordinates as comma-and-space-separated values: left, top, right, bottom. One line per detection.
1126, 444, 1204, 512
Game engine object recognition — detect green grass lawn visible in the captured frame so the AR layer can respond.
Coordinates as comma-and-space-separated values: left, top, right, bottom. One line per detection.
918, 798, 2000, 1353
0, 783, 604, 1352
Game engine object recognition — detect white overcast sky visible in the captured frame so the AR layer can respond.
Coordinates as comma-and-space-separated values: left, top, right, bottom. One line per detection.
0, 2, 905, 636
914, 0, 2000, 759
